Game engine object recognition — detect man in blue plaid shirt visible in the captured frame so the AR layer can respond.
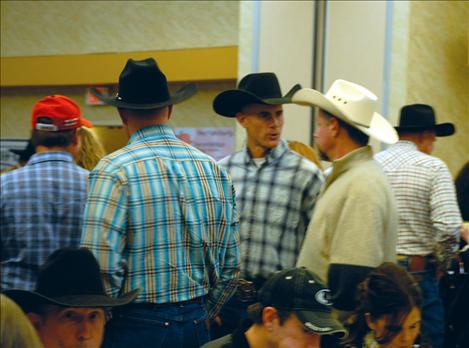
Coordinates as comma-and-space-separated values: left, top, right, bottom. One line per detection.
81, 58, 240, 348
1, 95, 91, 291
211, 73, 324, 337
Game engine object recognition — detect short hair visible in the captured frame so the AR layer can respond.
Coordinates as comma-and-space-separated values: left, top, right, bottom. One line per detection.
247, 302, 293, 326
31, 122, 77, 148
118, 106, 167, 118
345, 263, 422, 346
321, 110, 369, 146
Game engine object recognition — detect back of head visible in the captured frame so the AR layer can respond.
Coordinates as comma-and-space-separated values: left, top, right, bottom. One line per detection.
30, 95, 92, 150
0, 294, 44, 348
346, 263, 421, 345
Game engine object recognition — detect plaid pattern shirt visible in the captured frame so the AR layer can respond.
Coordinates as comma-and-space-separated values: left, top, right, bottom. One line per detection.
1, 152, 88, 290
375, 141, 461, 264
81, 125, 239, 317
219, 140, 323, 279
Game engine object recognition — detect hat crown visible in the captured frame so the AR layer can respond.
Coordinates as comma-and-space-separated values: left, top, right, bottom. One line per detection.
35, 248, 105, 298
32, 95, 82, 131
325, 79, 377, 127
117, 58, 170, 105
259, 267, 333, 313
399, 104, 436, 128
238, 72, 283, 99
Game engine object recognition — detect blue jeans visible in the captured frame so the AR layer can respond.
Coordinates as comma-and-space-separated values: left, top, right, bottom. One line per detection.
398, 260, 444, 348
103, 299, 210, 348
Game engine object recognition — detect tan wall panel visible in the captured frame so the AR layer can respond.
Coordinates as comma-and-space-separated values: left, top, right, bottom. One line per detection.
1, 47, 238, 86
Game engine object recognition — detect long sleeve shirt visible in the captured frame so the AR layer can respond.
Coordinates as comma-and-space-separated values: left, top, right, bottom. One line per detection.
80, 125, 240, 318
1, 152, 88, 290
219, 140, 323, 279
375, 141, 461, 264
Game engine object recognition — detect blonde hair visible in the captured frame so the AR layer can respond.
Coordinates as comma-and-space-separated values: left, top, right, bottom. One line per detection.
287, 140, 323, 170
76, 127, 106, 171
0, 294, 44, 348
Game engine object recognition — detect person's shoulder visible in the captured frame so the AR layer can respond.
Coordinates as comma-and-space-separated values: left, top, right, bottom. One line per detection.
200, 334, 234, 348
218, 150, 244, 167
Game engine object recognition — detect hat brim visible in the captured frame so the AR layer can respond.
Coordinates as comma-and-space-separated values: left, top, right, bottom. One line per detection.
4, 288, 139, 312
296, 310, 348, 338
395, 122, 455, 137
292, 88, 398, 144
91, 83, 197, 110
213, 84, 302, 117
80, 117, 93, 128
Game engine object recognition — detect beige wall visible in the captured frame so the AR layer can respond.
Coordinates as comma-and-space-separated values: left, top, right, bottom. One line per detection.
0, 1, 238, 140
389, 1, 469, 175
0, 1, 239, 56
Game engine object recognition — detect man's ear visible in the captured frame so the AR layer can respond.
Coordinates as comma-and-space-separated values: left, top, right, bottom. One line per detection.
328, 117, 340, 137
27, 312, 43, 332
262, 306, 279, 330
167, 105, 173, 121
235, 113, 247, 128
117, 108, 128, 125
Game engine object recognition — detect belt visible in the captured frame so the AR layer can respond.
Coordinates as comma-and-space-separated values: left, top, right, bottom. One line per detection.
397, 254, 435, 273
124, 296, 205, 310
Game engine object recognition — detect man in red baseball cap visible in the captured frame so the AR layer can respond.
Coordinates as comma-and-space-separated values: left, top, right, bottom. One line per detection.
1, 95, 92, 292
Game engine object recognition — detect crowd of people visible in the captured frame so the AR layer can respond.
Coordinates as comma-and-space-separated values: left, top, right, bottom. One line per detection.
1, 57, 467, 348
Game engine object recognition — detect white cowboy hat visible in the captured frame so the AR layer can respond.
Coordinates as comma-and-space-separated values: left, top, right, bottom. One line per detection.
292, 79, 398, 144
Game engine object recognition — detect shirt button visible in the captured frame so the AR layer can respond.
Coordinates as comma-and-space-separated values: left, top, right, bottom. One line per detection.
164, 322, 170, 327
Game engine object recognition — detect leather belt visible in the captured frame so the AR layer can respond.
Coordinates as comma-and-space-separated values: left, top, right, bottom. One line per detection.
397, 254, 434, 272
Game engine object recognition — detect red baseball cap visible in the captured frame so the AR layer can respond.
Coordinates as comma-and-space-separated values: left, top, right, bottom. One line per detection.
32, 95, 92, 131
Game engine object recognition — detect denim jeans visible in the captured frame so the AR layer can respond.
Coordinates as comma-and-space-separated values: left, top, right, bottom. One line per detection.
398, 260, 444, 348
102, 299, 210, 348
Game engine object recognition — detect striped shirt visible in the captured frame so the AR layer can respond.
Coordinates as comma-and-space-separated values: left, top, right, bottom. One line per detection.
219, 140, 323, 279
1, 152, 89, 290
375, 141, 461, 263
80, 125, 239, 317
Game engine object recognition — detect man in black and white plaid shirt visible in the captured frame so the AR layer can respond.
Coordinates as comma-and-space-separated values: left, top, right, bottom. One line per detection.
375, 104, 462, 348
211, 73, 324, 338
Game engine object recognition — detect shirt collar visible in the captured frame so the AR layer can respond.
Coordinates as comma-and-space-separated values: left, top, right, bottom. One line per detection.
27, 151, 74, 166
392, 140, 418, 150
242, 140, 288, 166
325, 145, 373, 189
129, 125, 177, 144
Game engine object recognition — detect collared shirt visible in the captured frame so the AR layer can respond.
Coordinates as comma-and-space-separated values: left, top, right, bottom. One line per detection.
219, 140, 323, 279
375, 141, 461, 262
297, 146, 397, 310
80, 125, 239, 318
1, 152, 89, 290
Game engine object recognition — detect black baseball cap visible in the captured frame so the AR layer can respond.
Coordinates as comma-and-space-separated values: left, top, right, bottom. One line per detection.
258, 267, 347, 338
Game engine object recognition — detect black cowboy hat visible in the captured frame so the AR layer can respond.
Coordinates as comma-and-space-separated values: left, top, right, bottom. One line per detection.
213, 72, 301, 117
4, 248, 139, 313
395, 104, 455, 137
91, 58, 197, 110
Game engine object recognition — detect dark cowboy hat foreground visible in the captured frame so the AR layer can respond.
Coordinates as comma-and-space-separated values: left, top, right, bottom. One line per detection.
4, 248, 138, 313
91, 57, 197, 109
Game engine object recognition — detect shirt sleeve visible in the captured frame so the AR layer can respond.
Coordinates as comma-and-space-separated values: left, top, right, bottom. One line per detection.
299, 170, 324, 235
206, 183, 240, 319
430, 163, 462, 266
80, 167, 129, 298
